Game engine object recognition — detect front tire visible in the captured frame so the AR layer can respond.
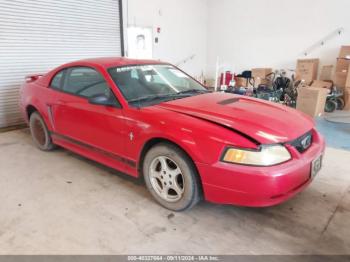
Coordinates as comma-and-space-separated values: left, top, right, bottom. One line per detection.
29, 112, 56, 151
143, 143, 201, 211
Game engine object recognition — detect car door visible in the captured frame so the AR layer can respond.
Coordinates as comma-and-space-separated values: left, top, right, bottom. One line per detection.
50, 66, 129, 172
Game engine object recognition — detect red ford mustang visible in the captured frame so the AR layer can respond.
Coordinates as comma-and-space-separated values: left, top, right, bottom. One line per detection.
20, 57, 325, 211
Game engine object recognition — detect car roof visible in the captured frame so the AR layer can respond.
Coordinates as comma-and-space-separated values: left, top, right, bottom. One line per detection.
73, 57, 168, 68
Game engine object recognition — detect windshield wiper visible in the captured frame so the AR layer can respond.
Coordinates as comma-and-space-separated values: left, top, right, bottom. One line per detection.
128, 94, 177, 104
175, 89, 210, 95
128, 90, 210, 106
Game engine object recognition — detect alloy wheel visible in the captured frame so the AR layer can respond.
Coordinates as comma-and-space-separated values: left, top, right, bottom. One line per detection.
149, 156, 185, 202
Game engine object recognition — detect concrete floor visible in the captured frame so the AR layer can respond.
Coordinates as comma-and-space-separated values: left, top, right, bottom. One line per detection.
0, 129, 350, 255
316, 116, 350, 151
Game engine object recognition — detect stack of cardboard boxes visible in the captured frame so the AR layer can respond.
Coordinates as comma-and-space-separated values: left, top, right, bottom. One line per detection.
296, 47, 350, 117
345, 71, 350, 110
336, 46, 350, 110
295, 59, 319, 85
335, 46, 350, 89
295, 58, 330, 117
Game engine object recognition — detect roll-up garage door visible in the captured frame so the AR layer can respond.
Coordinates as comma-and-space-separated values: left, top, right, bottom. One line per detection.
0, 0, 123, 128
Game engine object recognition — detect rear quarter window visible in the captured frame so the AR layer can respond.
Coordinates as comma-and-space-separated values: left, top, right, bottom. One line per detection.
50, 70, 65, 89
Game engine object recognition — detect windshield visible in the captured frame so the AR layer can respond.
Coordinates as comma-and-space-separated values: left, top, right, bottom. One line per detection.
108, 64, 208, 106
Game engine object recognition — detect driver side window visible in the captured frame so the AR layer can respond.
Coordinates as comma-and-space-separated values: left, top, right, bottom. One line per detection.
63, 67, 113, 99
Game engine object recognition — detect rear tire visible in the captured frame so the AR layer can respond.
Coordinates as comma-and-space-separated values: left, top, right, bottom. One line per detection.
29, 112, 56, 151
143, 143, 201, 211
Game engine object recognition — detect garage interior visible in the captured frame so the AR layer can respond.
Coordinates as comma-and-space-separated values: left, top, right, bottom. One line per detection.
1, 0, 350, 257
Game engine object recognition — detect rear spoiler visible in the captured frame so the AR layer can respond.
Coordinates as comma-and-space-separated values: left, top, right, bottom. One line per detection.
25, 73, 44, 83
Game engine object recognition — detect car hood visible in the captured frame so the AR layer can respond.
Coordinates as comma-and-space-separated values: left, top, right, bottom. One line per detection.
157, 92, 314, 144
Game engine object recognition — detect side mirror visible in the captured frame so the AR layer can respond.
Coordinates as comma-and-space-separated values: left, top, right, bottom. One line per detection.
88, 94, 118, 107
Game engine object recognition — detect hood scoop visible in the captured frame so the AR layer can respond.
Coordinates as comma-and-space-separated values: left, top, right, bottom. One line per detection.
217, 97, 240, 105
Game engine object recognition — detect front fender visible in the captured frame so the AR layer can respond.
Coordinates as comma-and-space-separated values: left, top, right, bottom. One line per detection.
124, 107, 258, 168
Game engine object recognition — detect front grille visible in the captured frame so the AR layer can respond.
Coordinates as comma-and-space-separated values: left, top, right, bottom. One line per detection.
290, 131, 313, 153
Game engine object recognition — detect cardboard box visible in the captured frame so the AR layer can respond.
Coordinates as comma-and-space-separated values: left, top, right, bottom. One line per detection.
344, 88, 350, 111
296, 87, 328, 117
339, 46, 350, 59
335, 72, 348, 88
295, 59, 319, 84
311, 80, 333, 89
335, 58, 350, 73
252, 68, 273, 79
319, 65, 333, 81
347, 65, 350, 88
251, 68, 272, 87
235, 77, 248, 87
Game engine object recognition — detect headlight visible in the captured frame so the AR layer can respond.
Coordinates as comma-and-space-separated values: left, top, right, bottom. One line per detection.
222, 145, 291, 166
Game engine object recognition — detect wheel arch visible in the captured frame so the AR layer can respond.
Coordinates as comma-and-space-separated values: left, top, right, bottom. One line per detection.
26, 104, 39, 121
138, 137, 204, 195
25, 102, 54, 131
